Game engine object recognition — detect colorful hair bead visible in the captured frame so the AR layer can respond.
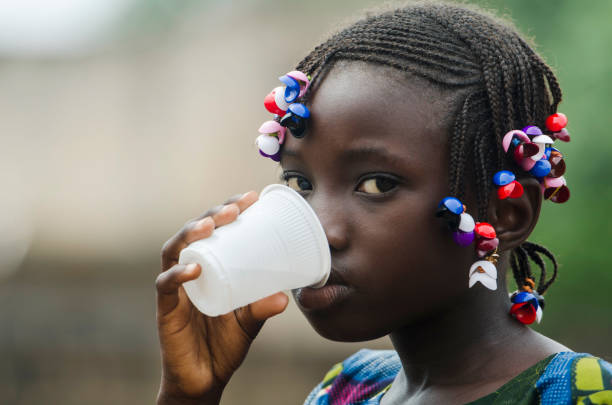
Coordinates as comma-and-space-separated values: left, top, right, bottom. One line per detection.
273, 86, 291, 112
545, 113, 568, 133
501, 112, 571, 204
256, 134, 280, 156
543, 176, 570, 203
476, 237, 499, 256
435, 197, 464, 231
453, 230, 475, 246
264, 87, 287, 116
509, 276, 545, 324
510, 291, 539, 324
523, 125, 543, 137
513, 142, 539, 161
457, 212, 475, 232
257, 70, 312, 161
529, 159, 552, 178
434, 112, 572, 324
435, 198, 499, 290
530, 134, 554, 162
473, 222, 498, 257
258, 120, 286, 144
278, 75, 301, 103
438, 197, 464, 215
502, 130, 530, 153
553, 127, 570, 142
436, 197, 476, 247
474, 222, 496, 239
285, 70, 310, 97
280, 103, 311, 138
493, 170, 524, 199
258, 148, 281, 162
548, 150, 566, 178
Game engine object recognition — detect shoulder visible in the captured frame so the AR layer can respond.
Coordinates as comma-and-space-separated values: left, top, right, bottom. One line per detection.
536, 351, 612, 405
303, 349, 401, 405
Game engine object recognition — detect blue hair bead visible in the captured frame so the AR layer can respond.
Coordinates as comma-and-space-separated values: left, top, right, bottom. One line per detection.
438, 197, 463, 215
493, 170, 516, 186
287, 103, 310, 118
529, 159, 552, 178
544, 147, 552, 159
511, 291, 539, 310
279, 75, 300, 103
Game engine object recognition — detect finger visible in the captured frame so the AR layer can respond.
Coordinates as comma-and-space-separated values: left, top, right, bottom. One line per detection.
160, 191, 256, 270
156, 263, 201, 316
183, 216, 215, 245
192, 190, 255, 222
161, 218, 215, 270
234, 292, 289, 340
209, 192, 257, 226
211, 203, 240, 227
222, 193, 246, 206
235, 191, 258, 213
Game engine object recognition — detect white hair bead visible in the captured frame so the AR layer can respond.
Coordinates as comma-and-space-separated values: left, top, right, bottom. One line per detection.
256, 134, 280, 155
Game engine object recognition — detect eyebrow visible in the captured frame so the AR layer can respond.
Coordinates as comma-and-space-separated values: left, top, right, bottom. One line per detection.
282, 145, 406, 167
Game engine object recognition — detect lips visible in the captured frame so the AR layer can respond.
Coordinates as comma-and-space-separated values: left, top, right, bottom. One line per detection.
324, 267, 346, 286
294, 266, 352, 311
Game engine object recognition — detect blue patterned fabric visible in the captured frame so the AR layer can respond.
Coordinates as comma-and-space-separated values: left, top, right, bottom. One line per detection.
537, 352, 584, 404
536, 353, 612, 405
303, 349, 400, 405
304, 349, 612, 405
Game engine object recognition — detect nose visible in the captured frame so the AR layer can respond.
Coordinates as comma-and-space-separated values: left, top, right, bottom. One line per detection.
308, 191, 350, 252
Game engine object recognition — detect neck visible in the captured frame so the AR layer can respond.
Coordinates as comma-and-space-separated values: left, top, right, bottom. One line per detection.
389, 276, 533, 392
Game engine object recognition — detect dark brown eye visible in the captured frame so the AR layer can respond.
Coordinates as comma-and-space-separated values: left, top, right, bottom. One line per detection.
357, 176, 398, 194
285, 175, 312, 192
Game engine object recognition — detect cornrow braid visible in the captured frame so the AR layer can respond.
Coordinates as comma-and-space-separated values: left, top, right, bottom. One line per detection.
293, 1, 562, 296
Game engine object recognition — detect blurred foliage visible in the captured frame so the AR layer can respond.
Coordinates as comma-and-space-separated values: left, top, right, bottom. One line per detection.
471, 0, 612, 353
112, 0, 204, 41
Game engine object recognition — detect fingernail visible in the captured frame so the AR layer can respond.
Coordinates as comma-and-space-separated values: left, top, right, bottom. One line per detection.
186, 263, 198, 272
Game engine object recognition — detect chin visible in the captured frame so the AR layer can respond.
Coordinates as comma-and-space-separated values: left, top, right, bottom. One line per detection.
297, 302, 392, 342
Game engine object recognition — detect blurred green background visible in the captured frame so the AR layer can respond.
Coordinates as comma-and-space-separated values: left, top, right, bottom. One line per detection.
0, 0, 610, 404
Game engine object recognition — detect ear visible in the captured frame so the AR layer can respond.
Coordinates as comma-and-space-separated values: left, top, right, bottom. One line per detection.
487, 177, 542, 251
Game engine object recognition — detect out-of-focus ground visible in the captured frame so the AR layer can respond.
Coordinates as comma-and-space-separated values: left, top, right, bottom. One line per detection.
0, 0, 611, 403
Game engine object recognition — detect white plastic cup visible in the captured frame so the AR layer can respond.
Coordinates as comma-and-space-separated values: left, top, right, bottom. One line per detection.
178, 184, 331, 316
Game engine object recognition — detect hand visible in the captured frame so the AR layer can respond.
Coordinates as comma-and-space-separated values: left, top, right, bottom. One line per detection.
156, 191, 289, 404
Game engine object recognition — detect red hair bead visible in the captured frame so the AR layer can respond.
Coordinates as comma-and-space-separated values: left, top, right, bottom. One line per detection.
474, 222, 496, 239
510, 302, 537, 324
476, 237, 499, 252
545, 113, 568, 133
553, 128, 571, 142
264, 89, 287, 116
497, 180, 524, 199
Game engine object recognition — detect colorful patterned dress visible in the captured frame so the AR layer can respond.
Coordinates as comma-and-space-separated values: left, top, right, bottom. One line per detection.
304, 349, 612, 405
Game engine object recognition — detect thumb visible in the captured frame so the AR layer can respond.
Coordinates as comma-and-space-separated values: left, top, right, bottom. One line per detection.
234, 292, 289, 341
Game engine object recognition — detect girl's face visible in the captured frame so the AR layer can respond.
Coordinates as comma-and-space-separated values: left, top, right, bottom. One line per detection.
281, 62, 477, 341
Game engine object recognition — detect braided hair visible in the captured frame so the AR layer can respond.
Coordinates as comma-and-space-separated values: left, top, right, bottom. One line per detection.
294, 1, 559, 296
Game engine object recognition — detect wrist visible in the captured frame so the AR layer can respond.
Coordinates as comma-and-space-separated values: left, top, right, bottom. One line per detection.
157, 381, 224, 405
157, 389, 222, 405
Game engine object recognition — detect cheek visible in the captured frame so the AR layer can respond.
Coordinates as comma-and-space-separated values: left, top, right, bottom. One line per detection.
351, 194, 475, 324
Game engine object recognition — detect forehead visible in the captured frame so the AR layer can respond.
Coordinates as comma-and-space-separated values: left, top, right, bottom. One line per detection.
282, 61, 452, 171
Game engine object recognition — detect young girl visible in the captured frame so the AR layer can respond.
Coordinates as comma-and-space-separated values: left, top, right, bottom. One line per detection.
155, 2, 611, 404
